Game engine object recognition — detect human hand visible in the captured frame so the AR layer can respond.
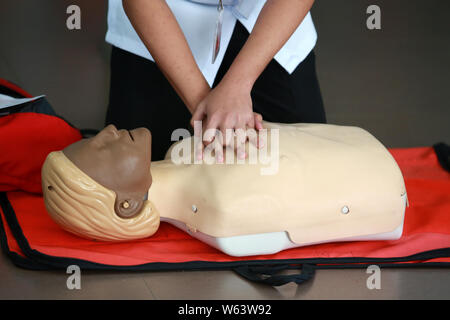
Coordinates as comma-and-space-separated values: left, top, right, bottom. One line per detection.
190, 80, 263, 162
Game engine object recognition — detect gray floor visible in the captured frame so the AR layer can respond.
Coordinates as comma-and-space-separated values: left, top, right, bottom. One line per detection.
1, 0, 449, 299
1, 253, 449, 299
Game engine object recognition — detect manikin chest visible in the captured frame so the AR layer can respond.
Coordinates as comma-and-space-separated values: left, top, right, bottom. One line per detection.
148, 122, 407, 256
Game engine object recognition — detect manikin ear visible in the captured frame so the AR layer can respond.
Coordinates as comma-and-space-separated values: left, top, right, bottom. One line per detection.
114, 192, 145, 219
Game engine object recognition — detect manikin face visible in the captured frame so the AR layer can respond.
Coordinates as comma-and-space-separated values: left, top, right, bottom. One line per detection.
63, 124, 152, 218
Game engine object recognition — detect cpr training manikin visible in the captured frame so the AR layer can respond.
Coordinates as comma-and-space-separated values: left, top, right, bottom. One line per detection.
41, 121, 408, 256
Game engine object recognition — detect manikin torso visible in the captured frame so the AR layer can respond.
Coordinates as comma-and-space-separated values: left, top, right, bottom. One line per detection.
148, 122, 407, 256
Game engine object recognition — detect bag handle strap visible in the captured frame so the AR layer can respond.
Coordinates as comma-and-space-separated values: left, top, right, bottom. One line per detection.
233, 263, 316, 286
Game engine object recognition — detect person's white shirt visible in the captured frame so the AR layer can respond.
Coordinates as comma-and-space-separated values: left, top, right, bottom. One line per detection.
106, 0, 318, 87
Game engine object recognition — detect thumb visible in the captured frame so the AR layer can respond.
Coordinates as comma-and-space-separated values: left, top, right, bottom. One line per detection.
190, 103, 206, 128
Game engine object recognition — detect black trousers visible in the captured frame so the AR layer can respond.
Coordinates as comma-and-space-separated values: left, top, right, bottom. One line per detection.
106, 21, 326, 161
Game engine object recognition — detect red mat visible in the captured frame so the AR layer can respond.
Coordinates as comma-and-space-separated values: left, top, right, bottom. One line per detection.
1, 146, 449, 272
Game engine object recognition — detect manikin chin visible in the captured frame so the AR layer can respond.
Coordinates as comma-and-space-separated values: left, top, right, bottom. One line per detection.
41, 121, 408, 257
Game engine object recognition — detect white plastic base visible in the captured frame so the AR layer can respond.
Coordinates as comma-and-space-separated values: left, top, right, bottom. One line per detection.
161, 194, 407, 257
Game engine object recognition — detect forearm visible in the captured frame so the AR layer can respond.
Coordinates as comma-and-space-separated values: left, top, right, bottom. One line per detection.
122, 0, 210, 113
221, 0, 315, 90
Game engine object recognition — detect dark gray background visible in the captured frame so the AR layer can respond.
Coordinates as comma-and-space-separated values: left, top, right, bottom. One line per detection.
1, 0, 449, 147
1, 0, 449, 299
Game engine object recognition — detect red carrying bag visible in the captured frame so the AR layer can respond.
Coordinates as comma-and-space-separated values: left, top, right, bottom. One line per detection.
0, 79, 449, 286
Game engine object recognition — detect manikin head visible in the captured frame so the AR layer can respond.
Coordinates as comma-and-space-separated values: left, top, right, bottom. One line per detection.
41, 124, 160, 241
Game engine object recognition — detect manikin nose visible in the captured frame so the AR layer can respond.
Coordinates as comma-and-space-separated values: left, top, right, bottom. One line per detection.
104, 124, 121, 138
106, 124, 118, 132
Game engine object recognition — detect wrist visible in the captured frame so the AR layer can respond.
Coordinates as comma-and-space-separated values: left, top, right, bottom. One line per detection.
185, 80, 211, 114
220, 73, 254, 94
220, 62, 257, 93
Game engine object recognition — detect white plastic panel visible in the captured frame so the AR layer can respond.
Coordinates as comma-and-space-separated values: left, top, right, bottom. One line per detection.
161, 193, 407, 257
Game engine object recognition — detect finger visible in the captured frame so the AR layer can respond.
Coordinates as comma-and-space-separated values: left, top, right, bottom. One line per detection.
215, 143, 224, 163
220, 118, 235, 147
253, 112, 264, 148
190, 103, 206, 128
214, 123, 225, 162
223, 144, 234, 163
235, 116, 248, 144
253, 112, 263, 131
195, 137, 204, 161
234, 121, 247, 160
245, 115, 259, 149
203, 115, 220, 146
246, 114, 255, 130
191, 110, 205, 161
